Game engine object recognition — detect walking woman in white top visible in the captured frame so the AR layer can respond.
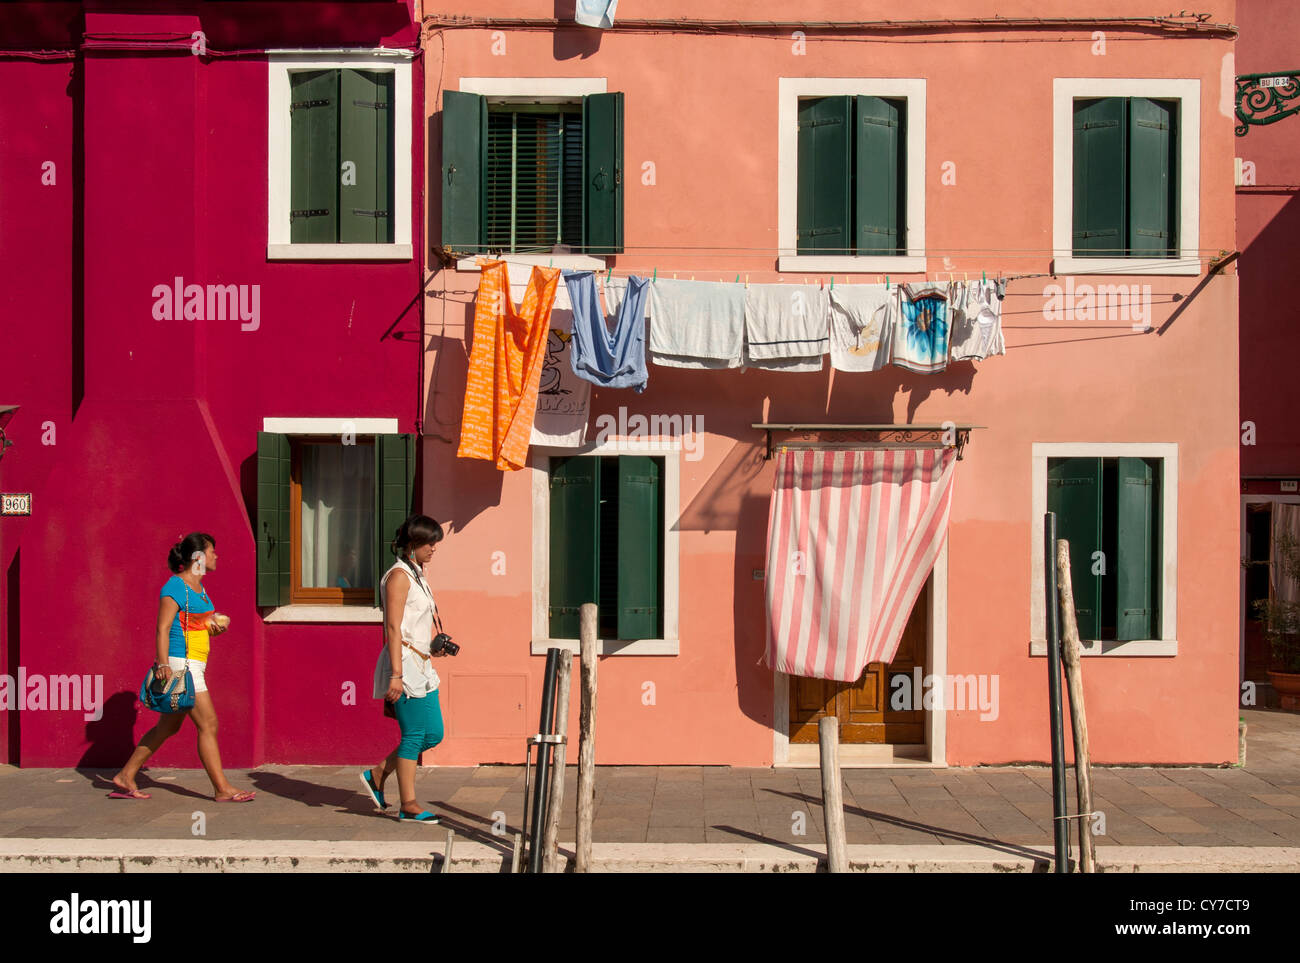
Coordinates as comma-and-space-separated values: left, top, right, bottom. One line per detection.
360, 515, 448, 821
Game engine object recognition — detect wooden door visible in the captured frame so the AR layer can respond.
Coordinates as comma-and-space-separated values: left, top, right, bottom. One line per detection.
789, 577, 929, 744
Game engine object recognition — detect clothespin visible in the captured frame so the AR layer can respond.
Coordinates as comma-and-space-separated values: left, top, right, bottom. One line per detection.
690, 275, 695, 281
982, 270, 986, 283
885, 276, 890, 290
673, 273, 677, 280
606, 265, 613, 284
964, 272, 969, 282
830, 276, 834, 290
653, 267, 657, 282
548, 258, 553, 268
745, 274, 749, 288
735, 274, 740, 284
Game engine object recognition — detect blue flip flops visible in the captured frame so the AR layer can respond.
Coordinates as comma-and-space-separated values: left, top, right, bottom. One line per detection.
360, 769, 387, 810
398, 810, 440, 823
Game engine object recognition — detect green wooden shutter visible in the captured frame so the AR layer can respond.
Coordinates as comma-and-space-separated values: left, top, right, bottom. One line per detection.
549, 457, 601, 639
854, 96, 905, 255
796, 96, 852, 255
442, 90, 487, 251
256, 432, 291, 606
290, 70, 340, 243
340, 69, 394, 244
1072, 98, 1126, 256
616, 457, 662, 640
1115, 457, 1160, 640
1127, 97, 1177, 257
1047, 457, 1103, 641
373, 434, 416, 606
582, 91, 623, 255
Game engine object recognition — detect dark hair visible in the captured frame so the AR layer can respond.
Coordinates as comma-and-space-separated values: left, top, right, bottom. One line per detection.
168, 532, 216, 573
391, 515, 444, 558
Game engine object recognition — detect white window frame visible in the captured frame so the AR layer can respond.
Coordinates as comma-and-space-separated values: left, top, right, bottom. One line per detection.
530, 441, 680, 655
455, 77, 610, 273
777, 77, 926, 274
267, 49, 414, 261
1030, 443, 1179, 656
259, 415, 400, 623
1052, 78, 1201, 277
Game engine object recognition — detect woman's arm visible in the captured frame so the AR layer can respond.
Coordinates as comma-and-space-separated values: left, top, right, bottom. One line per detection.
155, 596, 179, 679
383, 574, 410, 700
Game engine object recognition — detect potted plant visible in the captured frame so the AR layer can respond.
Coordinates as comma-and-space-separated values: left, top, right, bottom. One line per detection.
1253, 527, 1300, 710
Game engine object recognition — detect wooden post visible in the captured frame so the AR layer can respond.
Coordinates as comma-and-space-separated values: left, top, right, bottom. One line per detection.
441, 829, 455, 873
575, 602, 599, 873
543, 653, 573, 872
818, 716, 848, 873
1057, 539, 1096, 874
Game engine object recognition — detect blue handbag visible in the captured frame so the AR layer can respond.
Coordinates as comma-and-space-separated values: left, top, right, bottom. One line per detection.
139, 581, 198, 713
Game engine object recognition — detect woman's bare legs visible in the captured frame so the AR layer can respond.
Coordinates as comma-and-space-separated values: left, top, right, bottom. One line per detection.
189, 691, 251, 800
113, 711, 186, 792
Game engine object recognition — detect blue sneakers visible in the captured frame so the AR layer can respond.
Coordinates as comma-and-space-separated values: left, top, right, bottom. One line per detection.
360, 769, 387, 810
398, 810, 440, 823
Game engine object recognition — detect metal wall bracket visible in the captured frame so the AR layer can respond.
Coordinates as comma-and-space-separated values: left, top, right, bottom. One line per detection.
1235, 70, 1300, 136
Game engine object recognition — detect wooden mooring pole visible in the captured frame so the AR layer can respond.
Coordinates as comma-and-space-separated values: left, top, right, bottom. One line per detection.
575, 602, 599, 872
1057, 539, 1096, 873
819, 716, 848, 873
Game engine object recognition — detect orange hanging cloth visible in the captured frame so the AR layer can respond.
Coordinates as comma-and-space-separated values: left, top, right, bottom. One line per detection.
458, 261, 562, 471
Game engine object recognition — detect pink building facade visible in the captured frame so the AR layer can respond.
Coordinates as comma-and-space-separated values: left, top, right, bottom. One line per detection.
1, 2, 1244, 769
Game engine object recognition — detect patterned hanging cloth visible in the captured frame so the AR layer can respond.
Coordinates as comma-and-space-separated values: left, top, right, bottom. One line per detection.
457, 261, 561, 471
764, 447, 957, 682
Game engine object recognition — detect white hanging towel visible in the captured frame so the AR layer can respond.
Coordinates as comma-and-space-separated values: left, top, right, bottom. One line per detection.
948, 280, 1006, 361
743, 283, 828, 372
764, 448, 956, 682
575, 0, 618, 29
648, 278, 745, 369
828, 284, 895, 372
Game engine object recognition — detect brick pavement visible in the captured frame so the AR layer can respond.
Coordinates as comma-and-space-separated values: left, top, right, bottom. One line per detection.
0, 708, 1296, 860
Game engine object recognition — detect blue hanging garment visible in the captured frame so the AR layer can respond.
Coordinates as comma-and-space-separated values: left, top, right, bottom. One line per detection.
563, 270, 649, 392
575, 0, 618, 28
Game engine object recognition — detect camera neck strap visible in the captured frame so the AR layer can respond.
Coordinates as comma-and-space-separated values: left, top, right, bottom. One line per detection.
402, 558, 443, 636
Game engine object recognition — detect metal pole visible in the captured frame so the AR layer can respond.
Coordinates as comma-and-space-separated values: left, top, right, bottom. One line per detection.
528, 646, 561, 873
1044, 512, 1070, 872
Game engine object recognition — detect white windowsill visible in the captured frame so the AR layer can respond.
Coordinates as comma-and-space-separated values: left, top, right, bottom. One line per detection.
1052, 256, 1201, 277
1029, 639, 1178, 656
778, 255, 927, 274
457, 255, 606, 272
264, 605, 384, 623
268, 244, 413, 261
531, 638, 679, 656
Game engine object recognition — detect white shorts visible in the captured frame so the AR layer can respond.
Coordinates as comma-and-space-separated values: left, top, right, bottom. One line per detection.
168, 657, 207, 695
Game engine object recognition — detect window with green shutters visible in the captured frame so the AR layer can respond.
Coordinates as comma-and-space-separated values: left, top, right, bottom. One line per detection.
796, 95, 906, 256
442, 91, 623, 255
1047, 456, 1162, 641
289, 68, 395, 244
257, 432, 416, 608
548, 455, 663, 640
1072, 97, 1177, 257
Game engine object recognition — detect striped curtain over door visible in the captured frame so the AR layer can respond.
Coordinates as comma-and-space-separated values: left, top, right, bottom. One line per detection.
764, 447, 957, 682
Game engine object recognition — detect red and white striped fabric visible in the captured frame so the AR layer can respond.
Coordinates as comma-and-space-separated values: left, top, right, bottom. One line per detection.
764, 447, 956, 682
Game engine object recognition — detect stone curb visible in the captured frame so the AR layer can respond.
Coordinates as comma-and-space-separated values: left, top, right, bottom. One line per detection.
1, 839, 1297, 873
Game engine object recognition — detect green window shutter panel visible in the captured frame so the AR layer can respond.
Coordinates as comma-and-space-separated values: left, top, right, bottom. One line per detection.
485, 110, 580, 253
442, 90, 487, 251
854, 96, 905, 255
582, 92, 623, 255
256, 432, 291, 606
1072, 98, 1126, 256
549, 457, 601, 639
1127, 97, 1177, 257
1115, 457, 1160, 641
290, 70, 340, 243
373, 434, 416, 607
616, 456, 662, 640
796, 96, 852, 255
1047, 457, 1103, 641
340, 69, 394, 244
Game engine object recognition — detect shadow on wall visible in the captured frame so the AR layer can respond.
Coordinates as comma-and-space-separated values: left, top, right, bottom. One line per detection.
553, 0, 604, 60
77, 690, 141, 768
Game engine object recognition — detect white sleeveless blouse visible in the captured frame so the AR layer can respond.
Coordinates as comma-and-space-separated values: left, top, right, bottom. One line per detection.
372, 561, 440, 699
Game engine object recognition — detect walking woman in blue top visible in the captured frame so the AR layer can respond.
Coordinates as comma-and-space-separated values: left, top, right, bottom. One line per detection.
111, 532, 255, 802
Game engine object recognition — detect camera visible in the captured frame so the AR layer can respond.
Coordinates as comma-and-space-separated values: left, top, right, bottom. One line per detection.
431, 632, 460, 657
